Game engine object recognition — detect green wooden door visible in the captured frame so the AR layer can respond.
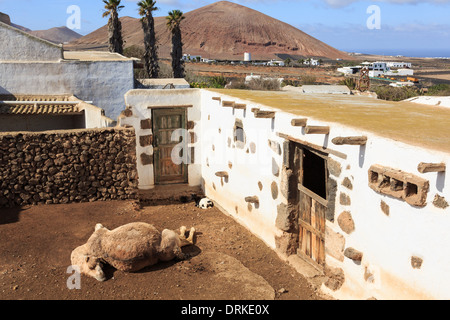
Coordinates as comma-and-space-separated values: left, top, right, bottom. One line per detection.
152, 108, 188, 185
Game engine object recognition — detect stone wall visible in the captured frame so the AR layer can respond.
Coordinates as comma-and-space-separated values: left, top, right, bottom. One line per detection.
0, 128, 138, 207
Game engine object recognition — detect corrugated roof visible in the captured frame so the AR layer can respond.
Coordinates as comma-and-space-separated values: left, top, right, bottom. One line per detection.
0, 95, 83, 115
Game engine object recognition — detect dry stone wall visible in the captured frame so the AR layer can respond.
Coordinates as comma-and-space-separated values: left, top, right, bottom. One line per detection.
0, 128, 138, 207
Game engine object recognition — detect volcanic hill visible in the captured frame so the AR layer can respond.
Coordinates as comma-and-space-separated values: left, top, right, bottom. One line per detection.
29, 27, 82, 44
67, 1, 350, 60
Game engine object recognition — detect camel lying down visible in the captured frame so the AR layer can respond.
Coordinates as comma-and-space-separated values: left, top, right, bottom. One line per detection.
71, 222, 196, 281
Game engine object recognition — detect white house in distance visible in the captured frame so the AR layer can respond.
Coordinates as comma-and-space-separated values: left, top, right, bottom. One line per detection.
387, 62, 412, 69
267, 59, 285, 67
338, 61, 414, 78
119, 87, 450, 300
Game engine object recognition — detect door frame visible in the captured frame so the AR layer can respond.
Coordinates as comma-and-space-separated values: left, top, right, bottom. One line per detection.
152, 107, 188, 185
293, 142, 329, 271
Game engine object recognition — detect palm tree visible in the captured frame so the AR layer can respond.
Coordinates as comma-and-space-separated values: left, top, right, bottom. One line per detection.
166, 10, 185, 78
102, 0, 124, 54
138, 0, 159, 78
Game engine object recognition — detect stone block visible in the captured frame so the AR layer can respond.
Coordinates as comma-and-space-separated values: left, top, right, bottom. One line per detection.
139, 135, 153, 147
140, 119, 152, 130
337, 211, 355, 234
140, 153, 153, 165
344, 247, 363, 262
325, 227, 345, 262
433, 194, 449, 209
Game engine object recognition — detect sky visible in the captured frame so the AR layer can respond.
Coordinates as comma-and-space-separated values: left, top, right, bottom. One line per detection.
1, 0, 450, 57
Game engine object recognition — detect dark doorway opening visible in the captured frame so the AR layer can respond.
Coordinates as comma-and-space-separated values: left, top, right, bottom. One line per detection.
302, 148, 327, 200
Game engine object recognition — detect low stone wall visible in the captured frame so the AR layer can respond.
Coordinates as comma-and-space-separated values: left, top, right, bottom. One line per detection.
0, 128, 138, 207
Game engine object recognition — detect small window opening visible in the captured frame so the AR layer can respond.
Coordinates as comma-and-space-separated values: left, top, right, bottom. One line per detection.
302, 148, 327, 200
234, 119, 245, 148
405, 183, 418, 198
390, 178, 404, 191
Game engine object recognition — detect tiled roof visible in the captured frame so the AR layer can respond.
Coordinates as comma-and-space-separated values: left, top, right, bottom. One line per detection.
0, 95, 83, 115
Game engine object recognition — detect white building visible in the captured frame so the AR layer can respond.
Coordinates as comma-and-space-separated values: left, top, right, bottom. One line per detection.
369, 62, 390, 77
0, 94, 114, 131
245, 74, 284, 84
304, 59, 320, 66
387, 62, 412, 69
182, 54, 202, 62
119, 87, 450, 300
0, 21, 135, 121
267, 59, 285, 67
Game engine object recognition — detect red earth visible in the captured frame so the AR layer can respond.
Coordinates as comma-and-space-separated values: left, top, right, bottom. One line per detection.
0, 198, 327, 301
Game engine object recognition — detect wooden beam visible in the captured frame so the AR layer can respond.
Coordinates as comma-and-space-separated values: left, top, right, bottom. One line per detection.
254, 110, 276, 119
418, 162, 446, 173
332, 136, 368, 146
245, 196, 259, 204
215, 171, 229, 178
277, 132, 347, 160
305, 126, 330, 135
212, 97, 221, 102
222, 101, 235, 107
147, 105, 193, 109
291, 118, 308, 127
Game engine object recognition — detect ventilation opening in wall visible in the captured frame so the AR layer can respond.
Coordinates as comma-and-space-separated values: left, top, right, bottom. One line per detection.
370, 171, 379, 184
302, 148, 327, 200
234, 119, 245, 148
405, 183, 418, 198
368, 165, 429, 207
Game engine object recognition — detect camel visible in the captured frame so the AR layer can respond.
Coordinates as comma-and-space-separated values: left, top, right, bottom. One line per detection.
71, 222, 196, 281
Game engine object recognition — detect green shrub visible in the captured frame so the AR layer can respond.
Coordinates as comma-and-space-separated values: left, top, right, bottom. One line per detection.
301, 75, 317, 85
374, 85, 420, 101
427, 84, 450, 96
247, 78, 281, 91
123, 45, 144, 60
209, 76, 228, 88
339, 77, 356, 90
226, 78, 281, 91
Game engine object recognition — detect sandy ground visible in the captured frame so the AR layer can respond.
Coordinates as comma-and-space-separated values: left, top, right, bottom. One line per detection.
0, 199, 326, 301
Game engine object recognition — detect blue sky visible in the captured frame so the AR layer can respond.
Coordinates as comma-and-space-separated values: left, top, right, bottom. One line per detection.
1, 0, 450, 56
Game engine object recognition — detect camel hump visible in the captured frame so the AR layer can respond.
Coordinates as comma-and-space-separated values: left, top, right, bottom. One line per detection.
101, 223, 162, 262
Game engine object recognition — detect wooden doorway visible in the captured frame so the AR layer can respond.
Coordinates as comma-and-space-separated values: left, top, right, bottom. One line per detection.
152, 108, 188, 185
294, 144, 328, 270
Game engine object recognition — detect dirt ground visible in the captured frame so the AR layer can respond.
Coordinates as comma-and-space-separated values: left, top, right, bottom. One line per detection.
0, 198, 326, 301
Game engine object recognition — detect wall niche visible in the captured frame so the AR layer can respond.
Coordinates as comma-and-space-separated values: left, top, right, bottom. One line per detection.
368, 165, 429, 207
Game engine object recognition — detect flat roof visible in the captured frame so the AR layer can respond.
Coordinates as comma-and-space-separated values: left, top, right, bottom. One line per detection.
63, 51, 136, 62
208, 89, 450, 153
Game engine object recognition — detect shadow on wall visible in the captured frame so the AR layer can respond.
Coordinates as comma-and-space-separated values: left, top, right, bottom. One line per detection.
0, 206, 25, 225
0, 86, 12, 95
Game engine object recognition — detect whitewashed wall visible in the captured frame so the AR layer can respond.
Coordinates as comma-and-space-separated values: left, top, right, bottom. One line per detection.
0, 22, 63, 62
0, 60, 134, 120
123, 89, 202, 190
200, 89, 450, 300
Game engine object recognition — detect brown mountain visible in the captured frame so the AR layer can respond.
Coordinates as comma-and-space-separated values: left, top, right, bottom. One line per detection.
1, 11, 81, 43
29, 26, 82, 44
67, 1, 349, 60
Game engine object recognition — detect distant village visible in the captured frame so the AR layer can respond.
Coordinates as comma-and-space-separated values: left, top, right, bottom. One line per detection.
337, 61, 417, 87
182, 52, 322, 67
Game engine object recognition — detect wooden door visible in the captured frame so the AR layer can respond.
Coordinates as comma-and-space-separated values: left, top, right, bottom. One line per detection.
152, 108, 188, 185
296, 146, 327, 269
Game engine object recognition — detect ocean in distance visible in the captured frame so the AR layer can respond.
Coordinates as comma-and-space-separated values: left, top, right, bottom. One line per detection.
346, 48, 450, 58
